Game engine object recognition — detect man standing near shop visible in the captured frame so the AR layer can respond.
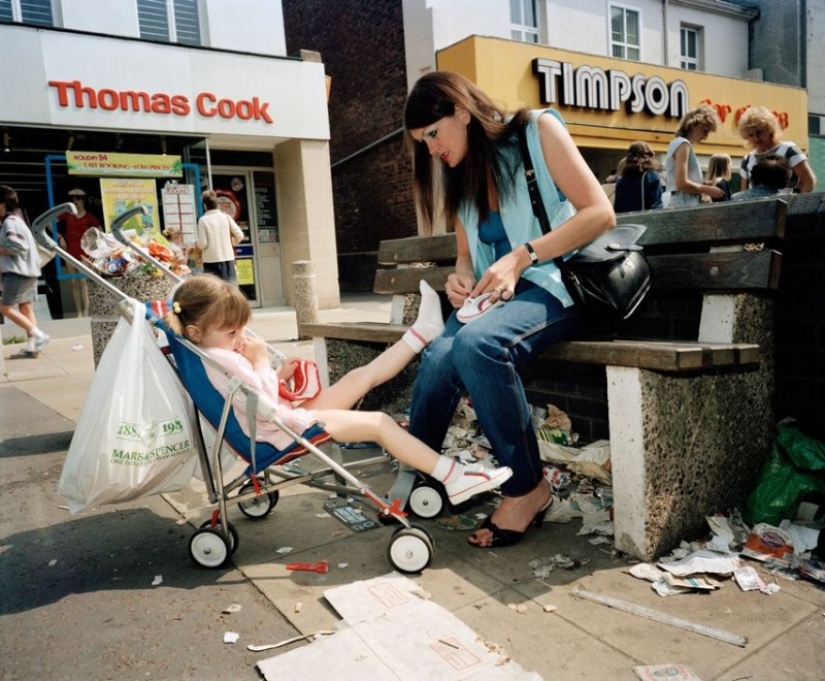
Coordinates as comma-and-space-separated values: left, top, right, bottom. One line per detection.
58, 189, 100, 317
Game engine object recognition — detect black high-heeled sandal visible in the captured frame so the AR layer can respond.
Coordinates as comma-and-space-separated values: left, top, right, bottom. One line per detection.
468, 495, 554, 549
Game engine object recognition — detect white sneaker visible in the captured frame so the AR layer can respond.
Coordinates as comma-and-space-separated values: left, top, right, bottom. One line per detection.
444, 463, 513, 506
33, 334, 50, 353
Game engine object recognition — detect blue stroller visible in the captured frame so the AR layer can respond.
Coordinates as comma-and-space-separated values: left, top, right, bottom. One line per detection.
35, 204, 436, 573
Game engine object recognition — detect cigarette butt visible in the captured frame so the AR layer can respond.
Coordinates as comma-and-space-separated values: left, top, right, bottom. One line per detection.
438, 639, 459, 649
294, 602, 302, 613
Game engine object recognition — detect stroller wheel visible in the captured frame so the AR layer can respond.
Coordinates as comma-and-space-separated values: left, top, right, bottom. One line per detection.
407, 482, 445, 519
388, 526, 434, 574
237, 481, 278, 519
189, 528, 231, 568
199, 519, 240, 555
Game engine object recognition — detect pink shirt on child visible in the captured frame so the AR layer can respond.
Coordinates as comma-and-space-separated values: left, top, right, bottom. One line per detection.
204, 347, 318, 451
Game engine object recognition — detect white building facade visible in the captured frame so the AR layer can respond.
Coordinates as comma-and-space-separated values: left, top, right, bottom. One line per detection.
0, 0, 340, 312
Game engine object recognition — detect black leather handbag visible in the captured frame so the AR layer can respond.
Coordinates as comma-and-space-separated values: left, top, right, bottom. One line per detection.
517, 126, 652, 322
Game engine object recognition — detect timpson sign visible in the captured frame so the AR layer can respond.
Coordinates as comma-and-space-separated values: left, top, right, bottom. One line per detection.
532, 58, 688, 119
48, 80, 274, 124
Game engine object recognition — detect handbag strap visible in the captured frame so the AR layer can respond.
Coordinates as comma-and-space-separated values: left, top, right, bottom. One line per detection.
516, 124, 571, 277
640, 171, 648, 210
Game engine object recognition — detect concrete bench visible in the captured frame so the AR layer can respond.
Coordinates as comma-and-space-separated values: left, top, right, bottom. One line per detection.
300, 197, 788, 559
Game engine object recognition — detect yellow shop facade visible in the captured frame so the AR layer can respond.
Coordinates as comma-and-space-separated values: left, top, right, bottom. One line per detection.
437, 36, 810, 186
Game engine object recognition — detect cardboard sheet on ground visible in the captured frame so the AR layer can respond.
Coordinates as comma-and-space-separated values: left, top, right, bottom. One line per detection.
257, 573, 542, 681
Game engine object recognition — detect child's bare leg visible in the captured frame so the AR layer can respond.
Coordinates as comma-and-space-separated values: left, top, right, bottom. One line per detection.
302, 281, 445, 411
315, 409, 513, 506
304, 341, 416, 410
318, 409, 440, 471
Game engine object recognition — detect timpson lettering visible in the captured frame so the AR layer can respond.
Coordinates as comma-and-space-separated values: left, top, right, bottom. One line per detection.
532, 58, 688, 119
47, 80, 273, 124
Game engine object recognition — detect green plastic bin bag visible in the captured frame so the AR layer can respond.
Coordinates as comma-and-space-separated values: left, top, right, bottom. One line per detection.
744, 424, 825, 526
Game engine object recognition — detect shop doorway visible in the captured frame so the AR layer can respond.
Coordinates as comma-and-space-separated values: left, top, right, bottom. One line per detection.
210, 168, 283, 308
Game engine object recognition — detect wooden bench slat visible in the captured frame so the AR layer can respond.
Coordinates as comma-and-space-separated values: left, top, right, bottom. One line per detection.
298, 321, 761, 373
649, 249, 781, 291
373, 265, 454, 294
618, 197, 787, 245
298, 321, 407, 344
539, 340, 760, 371
377, 233, 457, 264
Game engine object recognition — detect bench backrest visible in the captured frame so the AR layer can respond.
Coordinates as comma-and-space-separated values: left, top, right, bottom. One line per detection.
374, 197, 787, 296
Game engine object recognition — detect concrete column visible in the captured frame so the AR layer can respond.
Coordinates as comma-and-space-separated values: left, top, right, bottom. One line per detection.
273, 138, 340, 310
292, 260, 319, 338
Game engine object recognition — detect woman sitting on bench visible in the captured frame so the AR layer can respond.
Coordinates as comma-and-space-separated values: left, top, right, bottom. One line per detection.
402, 71, 615, 548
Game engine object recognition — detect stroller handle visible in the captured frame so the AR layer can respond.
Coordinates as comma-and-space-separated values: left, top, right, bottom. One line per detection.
31, 202, 78, 248
111, 204, 288, 365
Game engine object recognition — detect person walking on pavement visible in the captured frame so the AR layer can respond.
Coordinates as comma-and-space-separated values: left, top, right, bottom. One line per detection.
196, 189, 245, 284
0, 185, 50, 357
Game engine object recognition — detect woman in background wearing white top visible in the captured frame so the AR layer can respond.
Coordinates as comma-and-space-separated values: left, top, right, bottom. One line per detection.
196, 189, 245, 284
664, 104, 725, 208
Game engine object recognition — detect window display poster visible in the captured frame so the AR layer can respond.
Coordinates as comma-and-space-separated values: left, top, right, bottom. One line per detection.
162, 181, 198, 245
100, 178, 160, 238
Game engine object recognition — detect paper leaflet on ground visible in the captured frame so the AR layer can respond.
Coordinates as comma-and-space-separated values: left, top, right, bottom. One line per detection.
632, 663, 703, 680
538, 439, 612, 484
257, 573, 542, 681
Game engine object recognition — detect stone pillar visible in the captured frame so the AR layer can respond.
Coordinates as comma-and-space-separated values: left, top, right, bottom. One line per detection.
88, 276, 175, 368
292, 260, 319, 339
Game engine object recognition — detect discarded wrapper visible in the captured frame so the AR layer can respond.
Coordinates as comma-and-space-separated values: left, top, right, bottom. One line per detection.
741, 523, 794, 565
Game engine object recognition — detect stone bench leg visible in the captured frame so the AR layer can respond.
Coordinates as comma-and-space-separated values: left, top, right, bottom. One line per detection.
608, 360, 773, 560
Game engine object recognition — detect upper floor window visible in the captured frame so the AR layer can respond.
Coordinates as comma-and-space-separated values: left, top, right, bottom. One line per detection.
610, 5, 640, 61
137, 0, 200, 46
0, 0, 54, 26
510, 0, 539, 44
680, 25, 701, 71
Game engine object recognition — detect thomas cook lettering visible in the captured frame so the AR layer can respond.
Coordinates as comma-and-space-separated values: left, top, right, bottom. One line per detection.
48, 80, 273, 124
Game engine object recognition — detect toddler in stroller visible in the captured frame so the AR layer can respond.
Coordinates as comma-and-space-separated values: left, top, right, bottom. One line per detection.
165, 273, 513, 508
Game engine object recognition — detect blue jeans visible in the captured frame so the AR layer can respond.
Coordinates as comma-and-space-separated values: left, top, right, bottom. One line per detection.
407, 280, 582, 496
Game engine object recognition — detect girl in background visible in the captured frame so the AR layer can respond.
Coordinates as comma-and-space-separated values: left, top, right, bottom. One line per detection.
613, 141, 663, 213
664, 104, 725, 208
705, 153, 733, 202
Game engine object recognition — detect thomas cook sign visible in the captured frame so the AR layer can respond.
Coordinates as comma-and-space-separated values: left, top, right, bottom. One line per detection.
533, 58, 688, 119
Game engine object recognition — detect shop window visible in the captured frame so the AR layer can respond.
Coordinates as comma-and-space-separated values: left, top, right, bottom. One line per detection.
680, 25, 702, 71
0, 0, 54, 26
137, 0, 200, 46
610, 5, 640, 61
510, 0, 539, 44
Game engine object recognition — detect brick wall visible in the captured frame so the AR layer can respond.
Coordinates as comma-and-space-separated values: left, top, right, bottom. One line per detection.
282, 0, 417, 285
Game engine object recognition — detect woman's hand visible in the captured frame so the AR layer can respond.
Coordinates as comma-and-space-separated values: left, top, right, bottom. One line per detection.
704, 185, 725, 200
470, 251, 521, 301
445, 272, 475, 308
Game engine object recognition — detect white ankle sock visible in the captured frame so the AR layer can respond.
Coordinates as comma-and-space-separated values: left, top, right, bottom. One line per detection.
402, 280, 445, 353
431, 455, 462, 485
31, 327, 45, 340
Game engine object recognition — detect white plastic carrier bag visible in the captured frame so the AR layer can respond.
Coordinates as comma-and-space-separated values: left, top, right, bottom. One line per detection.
58, 299, 199, 513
